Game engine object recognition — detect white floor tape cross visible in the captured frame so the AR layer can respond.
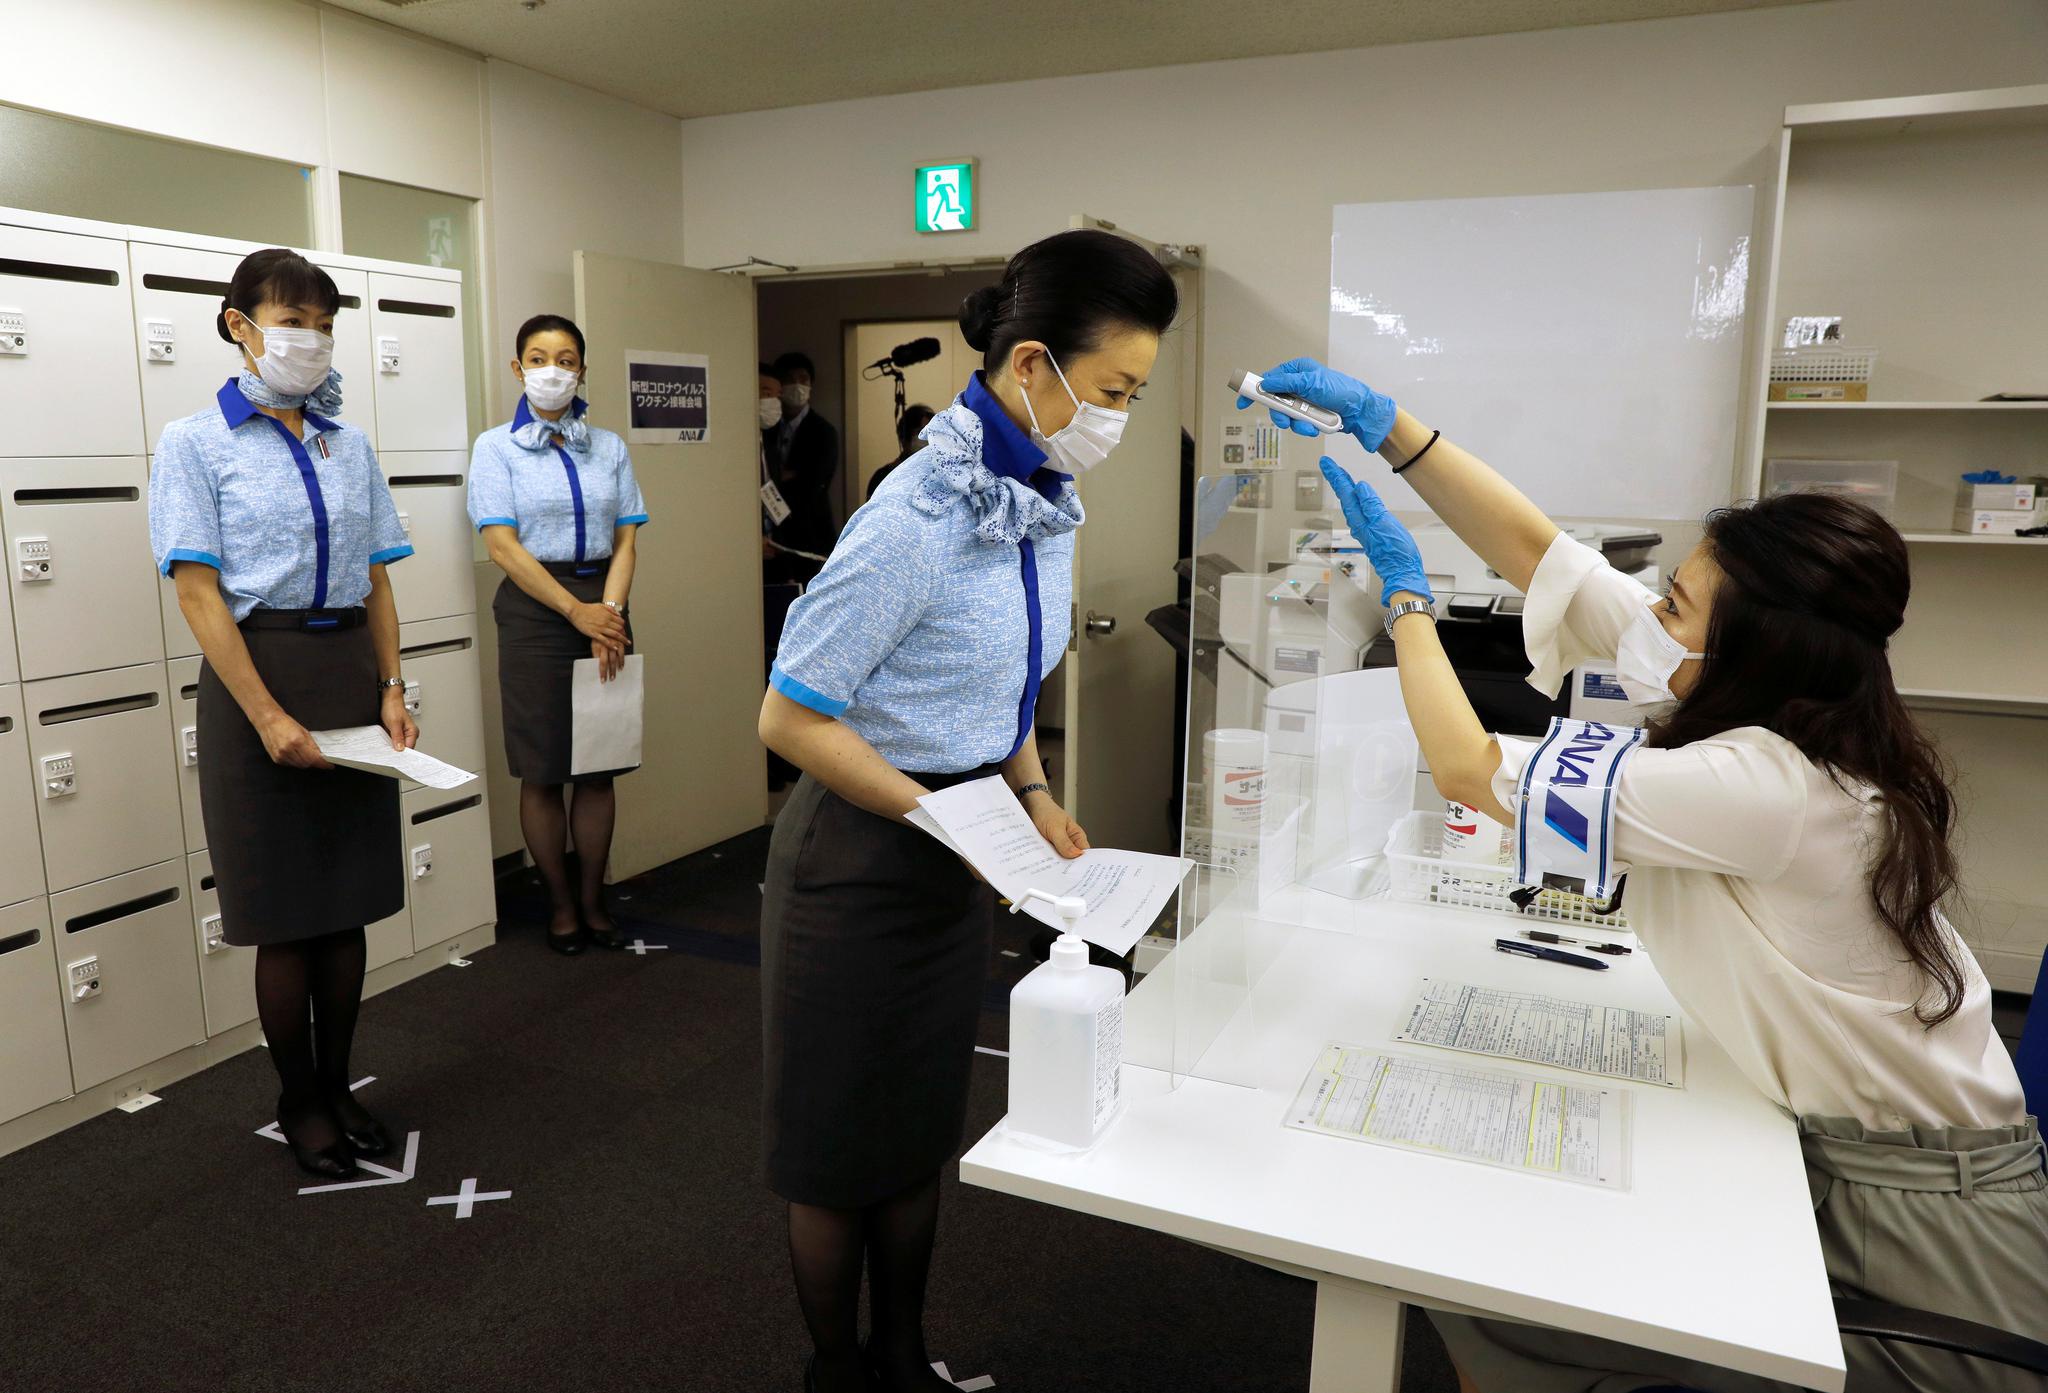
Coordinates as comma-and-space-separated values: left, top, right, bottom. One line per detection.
626, 939, 669, 955
930, 1361, 995, 1390
426, 1177, 511, 1219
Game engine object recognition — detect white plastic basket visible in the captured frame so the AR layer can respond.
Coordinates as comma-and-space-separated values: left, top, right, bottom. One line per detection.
1381, 811, 1634, 930
1769, 345, 1878, 384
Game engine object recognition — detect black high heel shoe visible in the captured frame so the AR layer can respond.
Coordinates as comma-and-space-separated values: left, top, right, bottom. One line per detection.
278, 1097, 358, 1180
326, 1092, 393, 1159
548, 926, 586, 956
583, 919, 628, 951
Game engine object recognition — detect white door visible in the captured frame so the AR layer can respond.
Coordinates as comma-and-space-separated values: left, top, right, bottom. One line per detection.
1054, 217, 1199, 855
574, 251, 767, 876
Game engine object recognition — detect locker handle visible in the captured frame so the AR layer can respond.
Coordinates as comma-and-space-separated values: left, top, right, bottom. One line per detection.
0, 716, 11, 734
199, 874, 216, 892
38, 692, 160, 725
410, 793, 482, 826
12, 487, 141, 506
0, 257, 120, 287
65, 886, 181, 934
377, 299, 455, 318
0, 928, 41, 957
179, 685, 199, 701
140, 273, 232, 298
335, 293, 362, 309
388, 475, 463, 488
399, 638, 472, 660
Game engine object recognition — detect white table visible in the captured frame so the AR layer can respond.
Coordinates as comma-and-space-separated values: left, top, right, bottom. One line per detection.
961, 888, 1846, 1392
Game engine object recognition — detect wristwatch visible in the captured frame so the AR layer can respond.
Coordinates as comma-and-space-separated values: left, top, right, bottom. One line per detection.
602, 600, 624, 615
1384, 597, 1436, 637
377, 676, 405, 692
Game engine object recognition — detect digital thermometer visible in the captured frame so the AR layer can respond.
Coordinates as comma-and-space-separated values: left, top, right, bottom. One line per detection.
1230, 369, 1344, 435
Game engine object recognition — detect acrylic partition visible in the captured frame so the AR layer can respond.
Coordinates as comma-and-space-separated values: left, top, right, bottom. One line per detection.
1122, 385, 1420, 1088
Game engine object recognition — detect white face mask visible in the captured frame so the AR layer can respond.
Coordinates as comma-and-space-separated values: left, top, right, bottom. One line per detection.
780, 382, 810, 412
1019, 351, 1128, 475
236, 311, 334, 398
1614, 602, 1707, 707
758, 395, 784, 430
521, 365, 580, 412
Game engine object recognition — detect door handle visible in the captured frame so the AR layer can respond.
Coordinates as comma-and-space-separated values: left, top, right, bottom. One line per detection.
1085, 610, 1117, 637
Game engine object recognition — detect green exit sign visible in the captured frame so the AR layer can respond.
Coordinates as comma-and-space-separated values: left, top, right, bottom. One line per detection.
914, 160, 976, 233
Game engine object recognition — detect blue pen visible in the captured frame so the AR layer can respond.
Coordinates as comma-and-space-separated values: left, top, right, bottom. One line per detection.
1495, 938, 1608, 971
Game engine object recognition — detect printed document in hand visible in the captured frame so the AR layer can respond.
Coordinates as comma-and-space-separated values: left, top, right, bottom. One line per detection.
910, 775, 1189, 957
1395, 979, 1684, 1087
311, 726, 476, 790
571, 655, 644, 775
1286, 1044, 1632, 1190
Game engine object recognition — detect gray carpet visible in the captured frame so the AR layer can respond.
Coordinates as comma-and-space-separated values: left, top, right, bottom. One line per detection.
0, 827, 1465, 1393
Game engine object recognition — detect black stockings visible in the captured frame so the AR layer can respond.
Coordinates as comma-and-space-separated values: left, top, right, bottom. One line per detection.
520, 778, 618, 935
253, 927, 368, 1149
789, 1175, 956, 1392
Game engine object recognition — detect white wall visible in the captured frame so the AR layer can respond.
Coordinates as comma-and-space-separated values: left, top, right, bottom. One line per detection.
681, 0, 2048, 542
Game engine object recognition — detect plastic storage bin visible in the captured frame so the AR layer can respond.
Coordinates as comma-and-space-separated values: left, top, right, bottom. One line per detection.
1382, 810, 1634, 930
1763, 458, 1897, 520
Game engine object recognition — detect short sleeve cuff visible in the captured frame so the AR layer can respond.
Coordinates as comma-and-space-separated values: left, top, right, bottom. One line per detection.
369, 545, 415, 566
617, 513, 649, 527
770, 663, 849, 719
159, 547, 224, 577
1490, 734, 1540, 815
474, 516, 517, 532
1521, 533, 1613, 699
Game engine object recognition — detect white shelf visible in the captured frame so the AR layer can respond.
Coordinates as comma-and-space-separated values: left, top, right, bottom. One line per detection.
1899, 689, 2048, 720
1786, 84, 2048, 140
1766, 400, 2048, 412
1899, 532, 2048, 546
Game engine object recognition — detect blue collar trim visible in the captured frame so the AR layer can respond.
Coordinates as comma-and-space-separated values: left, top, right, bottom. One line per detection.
964, 372, 1068, 501
216, 378, 338, 435
511, 394, 588, 434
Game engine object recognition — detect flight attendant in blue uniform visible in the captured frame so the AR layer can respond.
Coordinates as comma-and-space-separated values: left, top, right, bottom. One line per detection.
757, 230, 1178, 1393
469, 315, 646, 955
148, 249, 417, 1181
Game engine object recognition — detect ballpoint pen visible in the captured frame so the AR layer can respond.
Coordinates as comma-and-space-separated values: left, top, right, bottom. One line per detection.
1495, 938, 1608, 971
1521, 929, 1632, 956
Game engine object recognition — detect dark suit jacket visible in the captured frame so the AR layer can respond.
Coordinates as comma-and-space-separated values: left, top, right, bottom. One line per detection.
763, 410, 839, 583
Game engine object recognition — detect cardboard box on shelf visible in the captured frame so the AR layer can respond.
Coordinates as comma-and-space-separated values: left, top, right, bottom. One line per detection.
1767, 382, 1869, 402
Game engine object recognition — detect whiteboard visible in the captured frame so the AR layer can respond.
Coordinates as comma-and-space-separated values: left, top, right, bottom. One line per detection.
1327, 186, 1753, 521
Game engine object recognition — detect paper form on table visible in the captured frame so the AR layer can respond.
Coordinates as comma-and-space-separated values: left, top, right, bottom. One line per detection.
1284, 1044, 1632, 1190
912, 775, 1190, 957
1395, 979, 1684, 1087
311, 726, 477, 790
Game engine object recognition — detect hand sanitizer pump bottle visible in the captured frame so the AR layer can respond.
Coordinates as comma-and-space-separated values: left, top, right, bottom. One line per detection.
1007, 926, 1126, 1148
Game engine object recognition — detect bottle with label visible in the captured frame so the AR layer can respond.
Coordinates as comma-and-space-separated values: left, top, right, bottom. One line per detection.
1008, 930, 1126, 1148
1441, 799, 1513, 866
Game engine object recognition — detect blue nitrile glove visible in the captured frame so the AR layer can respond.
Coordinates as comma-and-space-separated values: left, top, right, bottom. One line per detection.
1235, 357, 1399, 452
1318, 456, 1432, 605
1961, 469, 2017, 485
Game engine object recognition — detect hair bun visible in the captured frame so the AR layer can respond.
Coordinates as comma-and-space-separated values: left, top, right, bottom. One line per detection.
958, 284, 1003, 353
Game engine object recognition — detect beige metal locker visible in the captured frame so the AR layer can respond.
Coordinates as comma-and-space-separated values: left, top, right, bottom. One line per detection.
367, 894, 413, 973
381, 455, 472, 623
0, 897, 69, 1125
0, 684, 46, 908
306, 261, 378, 452
186, 850, 256, 1038
366, 272, 465, 452
26, 664, 182, 894
128, 241, 244, 449
403, 787, 494, 952
1, 457, 165, 681
0, 542, 17, 686
0, 219, 145, 458
168, 656, 204, 853
54, 861, 202, 1092
398, 615, 487, 791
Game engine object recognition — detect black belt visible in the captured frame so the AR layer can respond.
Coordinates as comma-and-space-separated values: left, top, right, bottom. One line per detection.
540, 560, 606, 580
242, 607, 368, 632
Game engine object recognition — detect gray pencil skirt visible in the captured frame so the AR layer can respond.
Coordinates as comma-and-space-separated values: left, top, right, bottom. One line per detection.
760, 768, 997, 1208
197, 613, 405, 946
492, 564, 637, 785
1430, 1115, 2048, 1393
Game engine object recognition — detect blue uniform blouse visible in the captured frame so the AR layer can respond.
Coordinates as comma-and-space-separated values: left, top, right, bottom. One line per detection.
148, 379, 414, 621
769, 373, 1080, 774
466, 396, 648, 567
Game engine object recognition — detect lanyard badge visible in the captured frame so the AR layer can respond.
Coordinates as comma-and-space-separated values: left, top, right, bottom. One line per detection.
1513, 717, 1645, 901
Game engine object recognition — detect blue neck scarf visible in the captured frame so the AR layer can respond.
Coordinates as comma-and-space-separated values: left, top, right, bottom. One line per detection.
511, 395, 591, 452
237, 367, 344, 419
